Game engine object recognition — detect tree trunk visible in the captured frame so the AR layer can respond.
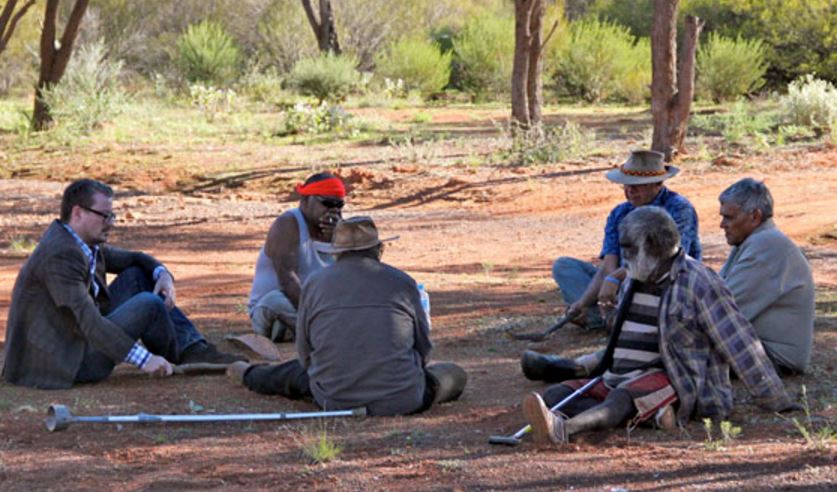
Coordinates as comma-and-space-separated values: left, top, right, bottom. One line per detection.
301, 0, 341, 54
511, 0, 544, 132
650, 0, 703, 161
511, 0, 534, 129
32, 0, 89, 131
650, 0, 678, 160
0, 0, 36, 57
669, 15, 704, 155
526, 0, 544, 127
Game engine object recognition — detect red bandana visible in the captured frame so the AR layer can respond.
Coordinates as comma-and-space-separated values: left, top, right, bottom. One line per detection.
295, 177, 346, 198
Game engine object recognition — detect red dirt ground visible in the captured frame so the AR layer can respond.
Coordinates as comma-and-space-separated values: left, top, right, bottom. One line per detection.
0, 144, 835, 490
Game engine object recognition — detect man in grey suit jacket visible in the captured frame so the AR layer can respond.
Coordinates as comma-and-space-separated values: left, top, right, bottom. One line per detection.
719, 178, 814, 374
3, 179, 243, 389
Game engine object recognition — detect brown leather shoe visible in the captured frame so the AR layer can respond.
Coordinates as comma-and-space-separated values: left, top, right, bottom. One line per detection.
522, 392, 567, 445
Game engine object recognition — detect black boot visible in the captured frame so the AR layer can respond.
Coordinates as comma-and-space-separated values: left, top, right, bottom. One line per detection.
426, 362, 467, 404
179, 341, 247, 365
520, 350, 587, 382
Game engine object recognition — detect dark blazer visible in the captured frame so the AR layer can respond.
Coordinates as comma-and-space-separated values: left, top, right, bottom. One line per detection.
2, 220, 161, 389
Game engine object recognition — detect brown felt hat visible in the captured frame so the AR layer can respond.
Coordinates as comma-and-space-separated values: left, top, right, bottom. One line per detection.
606, 150, 680, 185
319, 216, 399, 254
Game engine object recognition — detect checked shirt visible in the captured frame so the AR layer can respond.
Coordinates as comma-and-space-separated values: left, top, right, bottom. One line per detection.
655, 250, 792, 423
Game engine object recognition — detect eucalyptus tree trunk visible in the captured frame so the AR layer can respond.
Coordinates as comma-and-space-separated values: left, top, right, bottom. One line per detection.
650, 0, 704, 161
301, 0, 341, 54
32, 0, 90, 131
511, 0, 547, 133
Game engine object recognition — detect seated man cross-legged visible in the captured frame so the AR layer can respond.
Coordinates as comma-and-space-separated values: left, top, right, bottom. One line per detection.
718, 178, 814, 374
3, 179, 243, 389
523, 207, 796, 445
229, 216, 467, 416
247, 172, 345, 342
552, 149, 701, 330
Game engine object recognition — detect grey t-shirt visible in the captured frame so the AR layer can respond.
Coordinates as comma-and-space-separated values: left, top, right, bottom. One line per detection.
296, 254, 432, 416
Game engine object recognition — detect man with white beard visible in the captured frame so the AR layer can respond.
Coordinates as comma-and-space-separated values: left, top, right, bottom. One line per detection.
521, 207, 796, 445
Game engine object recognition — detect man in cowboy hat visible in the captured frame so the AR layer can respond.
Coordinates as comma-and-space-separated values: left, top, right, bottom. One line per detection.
523, 150, 702, 379
228, 216, 467, 416
555, 150, 701, 328
246, 172, 345, 342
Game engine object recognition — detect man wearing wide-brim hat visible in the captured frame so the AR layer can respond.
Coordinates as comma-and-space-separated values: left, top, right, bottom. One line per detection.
522, 150, 702, 383
228, 216, 467, 416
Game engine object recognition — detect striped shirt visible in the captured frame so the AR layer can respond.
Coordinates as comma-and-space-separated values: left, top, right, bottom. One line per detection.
604, 278, 668, 387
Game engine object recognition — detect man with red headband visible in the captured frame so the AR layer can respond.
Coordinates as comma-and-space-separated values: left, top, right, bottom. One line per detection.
247, 172, 346, 342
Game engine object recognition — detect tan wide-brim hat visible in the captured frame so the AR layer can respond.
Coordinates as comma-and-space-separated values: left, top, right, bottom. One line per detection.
319, 216, 399, 254
606, 149, 680, 185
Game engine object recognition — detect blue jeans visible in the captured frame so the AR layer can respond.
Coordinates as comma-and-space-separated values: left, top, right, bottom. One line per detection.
74, 266, 204, 383
552, 257, 603, 329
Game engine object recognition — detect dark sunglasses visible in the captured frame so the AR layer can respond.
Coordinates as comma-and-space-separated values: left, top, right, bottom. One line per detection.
315, 196, 345, 209
81, 205, 117, 222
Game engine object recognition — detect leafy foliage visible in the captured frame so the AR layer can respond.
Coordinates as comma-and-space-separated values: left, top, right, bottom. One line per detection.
256, 0, 318, 74
548, 18, 650, 103
41, 40, 127, 134
189, 83, 237, 122
685, 0, 837, 86
276, 102, 360, 137
452, 14, 515, 100
503, 120, 596, 166
175, 20, 242, 85
780, 75, 837, 131
375, 37, 452, 98
697, 33, 767, 102
289, 54, 361, 103
691, 100, 778, 146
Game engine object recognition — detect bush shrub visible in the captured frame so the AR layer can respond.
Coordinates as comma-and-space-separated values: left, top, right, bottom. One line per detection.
453, 14, 515, 100
548, 19, 649, 103
289, 54, 361, 103
697, 33, 767, 102
41, 40, 126, 134
189, 83, 237, 122
276, 102, 362, 137
175, 20, 242, 85
237, 65, 295, 108
375, 37, 452, 98
780, 75, 837, 131
504, 120, 596, 166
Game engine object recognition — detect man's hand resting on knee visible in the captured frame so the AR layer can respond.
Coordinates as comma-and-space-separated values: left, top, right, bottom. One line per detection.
153, 271, 177, 309
142, 355, 173, 377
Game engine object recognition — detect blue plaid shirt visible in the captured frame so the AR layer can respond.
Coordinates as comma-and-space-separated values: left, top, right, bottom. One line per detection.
601, 187, 702, 261
60, 223, 151, 369
654, 251, 792, 423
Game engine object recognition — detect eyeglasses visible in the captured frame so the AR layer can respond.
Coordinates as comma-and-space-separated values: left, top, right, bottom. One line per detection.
314, 196, 345, 209
81, 205, 117, 222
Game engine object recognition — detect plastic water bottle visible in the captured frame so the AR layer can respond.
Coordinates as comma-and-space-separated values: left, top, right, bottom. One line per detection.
417, 283, 431, 329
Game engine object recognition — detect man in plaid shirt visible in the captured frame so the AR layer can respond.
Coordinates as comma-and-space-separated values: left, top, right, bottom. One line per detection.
524, 207, 796, 444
